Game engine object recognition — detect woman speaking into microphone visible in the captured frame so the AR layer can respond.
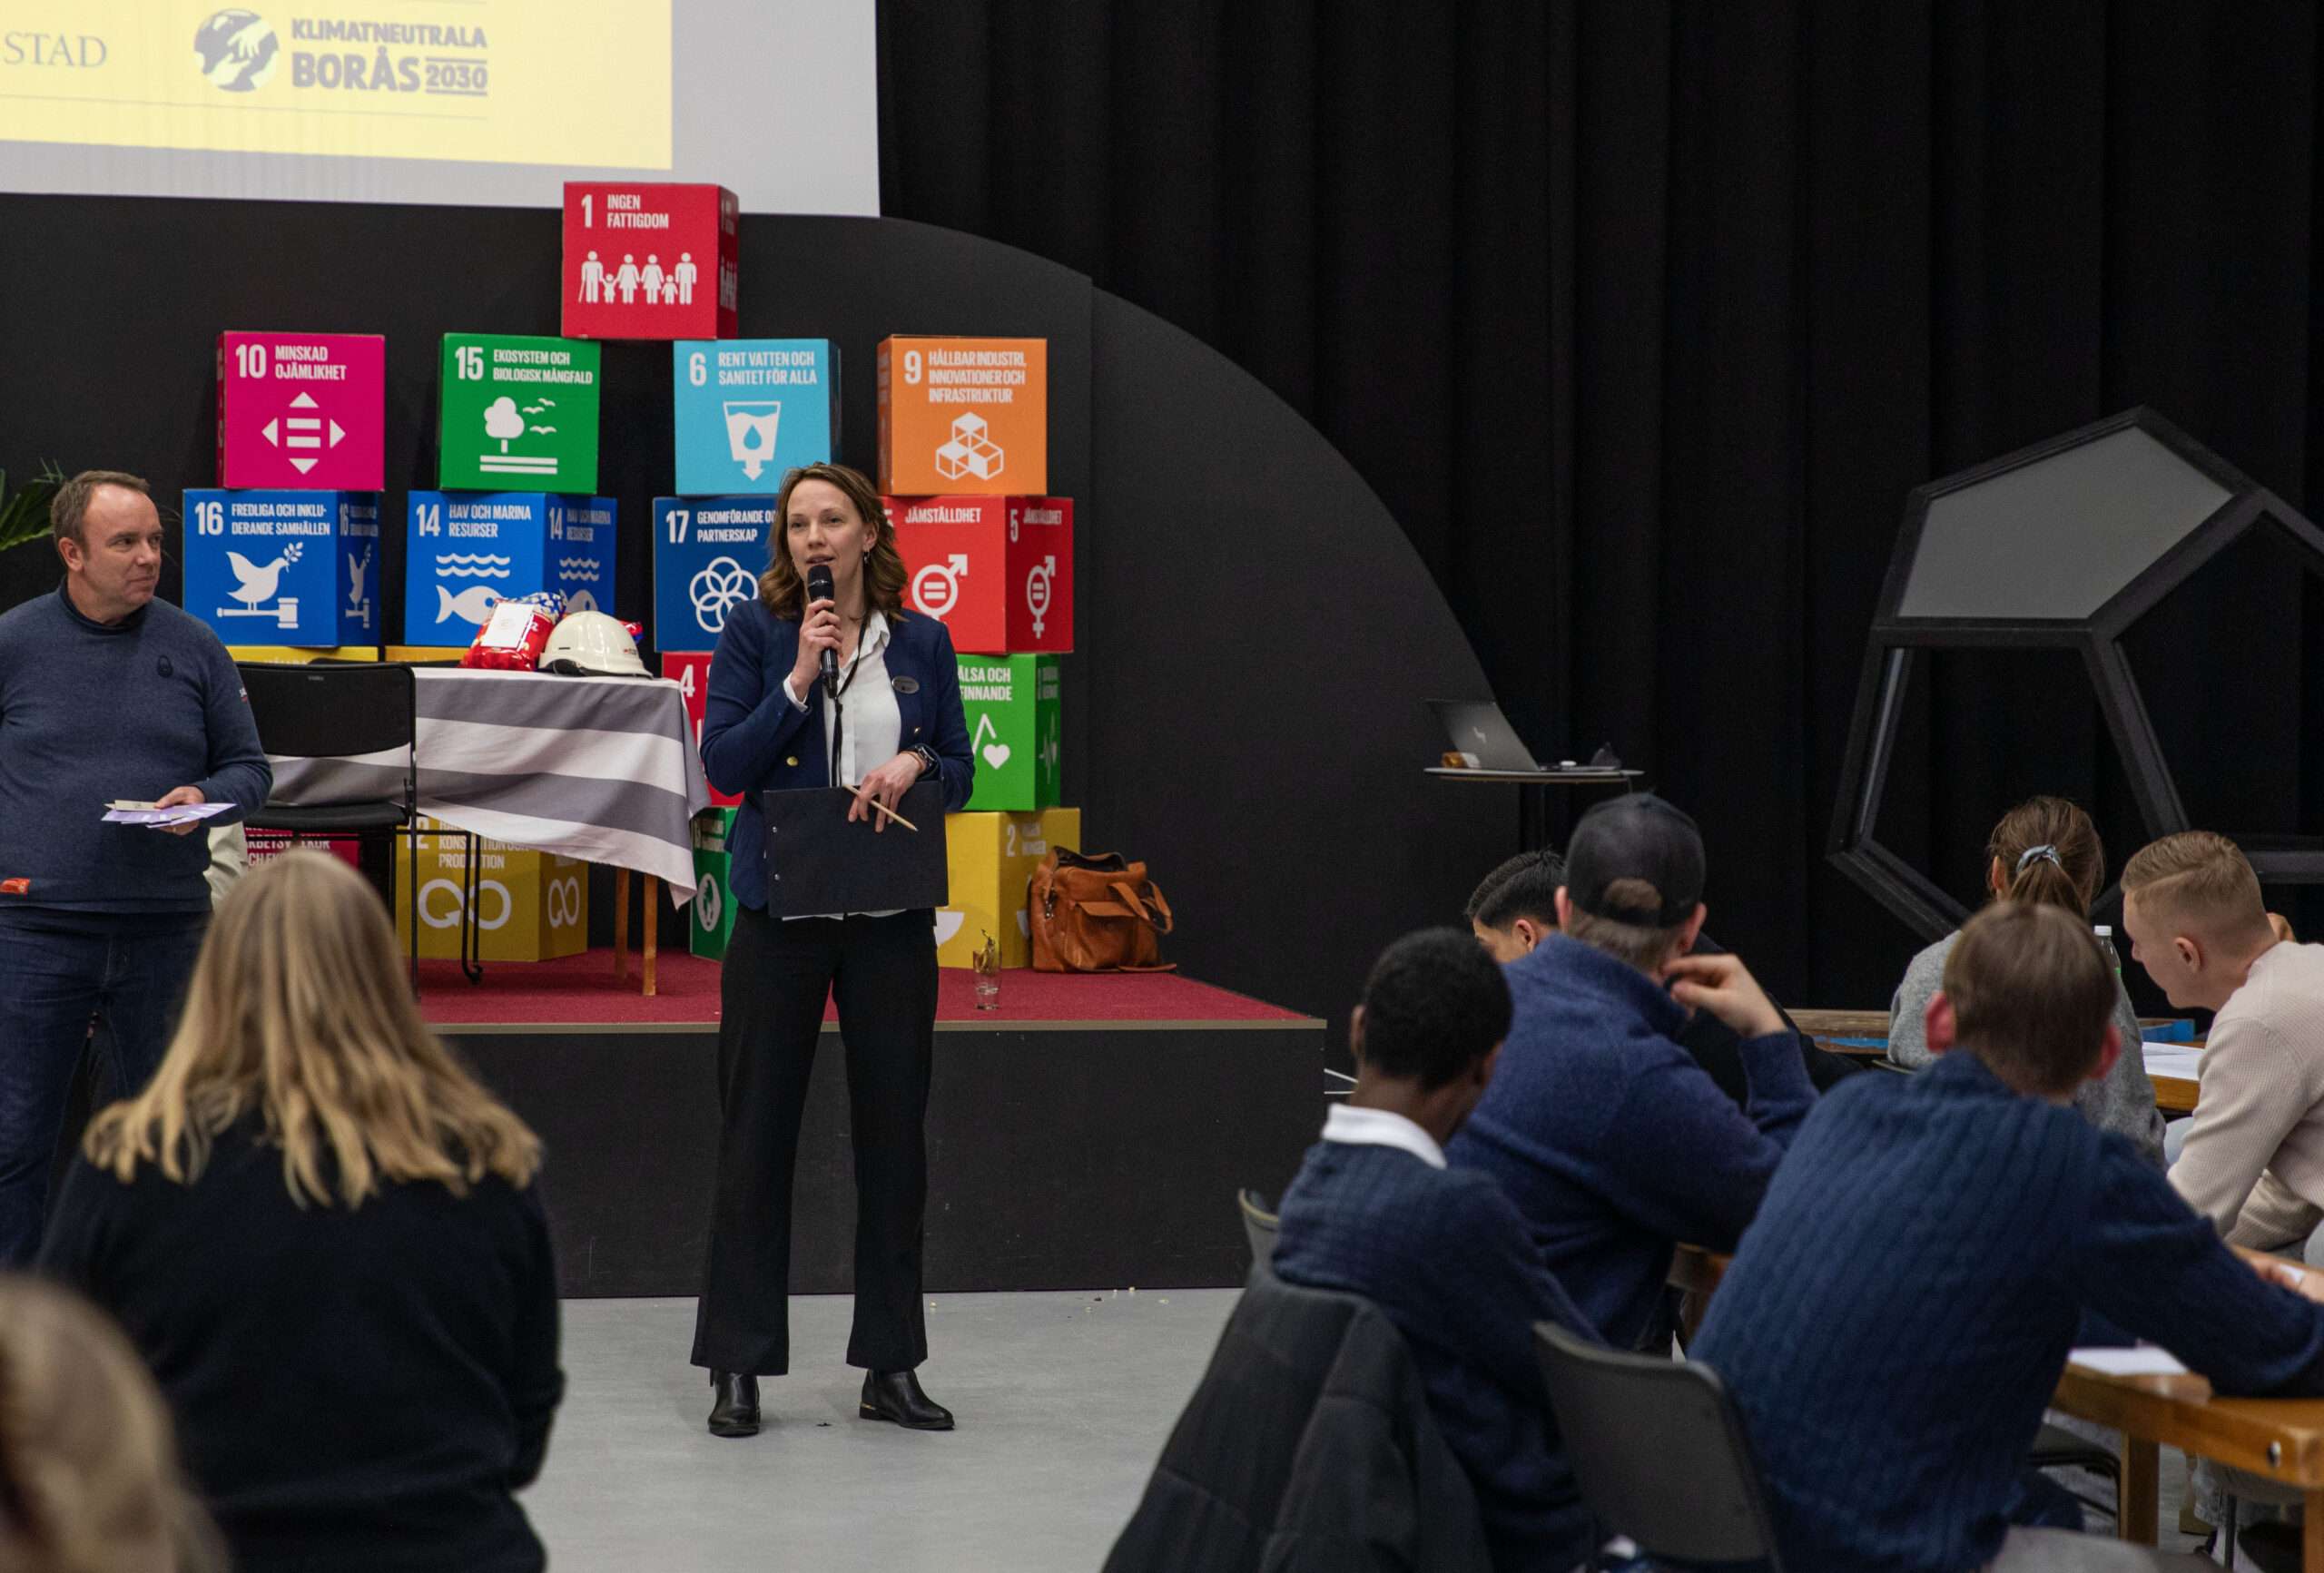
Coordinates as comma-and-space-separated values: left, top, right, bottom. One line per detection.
691, 462, 972, 1437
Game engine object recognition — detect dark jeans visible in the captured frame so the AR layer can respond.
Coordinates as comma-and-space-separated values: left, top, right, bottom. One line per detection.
692, 905, 938, 1376
0, 915, 207, 1264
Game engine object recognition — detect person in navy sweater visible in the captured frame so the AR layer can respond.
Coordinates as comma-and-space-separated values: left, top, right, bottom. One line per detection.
0, 471, 270, 1264
1694, 901, 2324, 1573
1448, 794, 1816, 1352
690, 463, 973, 1438
1273, 929, 1602, 1573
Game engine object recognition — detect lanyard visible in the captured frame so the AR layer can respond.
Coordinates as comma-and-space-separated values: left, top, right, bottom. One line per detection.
825, 624, 870, 784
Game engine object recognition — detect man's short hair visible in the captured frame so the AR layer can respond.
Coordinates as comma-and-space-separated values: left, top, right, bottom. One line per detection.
1942, 901, 2117, 1096
1358, 928, 1513, 1090
50, 470, 152, 549
2122, 831, 2269, 945
1465, 849, 1566, 929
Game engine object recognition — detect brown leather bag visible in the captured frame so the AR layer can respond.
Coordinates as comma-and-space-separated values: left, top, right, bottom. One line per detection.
1028, 850, 1175, 972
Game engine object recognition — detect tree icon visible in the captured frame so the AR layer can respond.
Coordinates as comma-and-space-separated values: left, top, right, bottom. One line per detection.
484, 396, 525, 453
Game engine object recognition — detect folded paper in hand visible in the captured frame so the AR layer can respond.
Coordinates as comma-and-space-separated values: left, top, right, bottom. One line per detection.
102, 801, 233, 828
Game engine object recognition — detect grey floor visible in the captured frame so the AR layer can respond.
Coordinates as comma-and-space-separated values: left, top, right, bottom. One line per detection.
523, 1290, 2236, 1572
523, 1289, 1237, 1573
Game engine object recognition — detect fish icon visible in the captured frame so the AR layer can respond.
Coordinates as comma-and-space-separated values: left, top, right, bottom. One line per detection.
436, 584, 503, 624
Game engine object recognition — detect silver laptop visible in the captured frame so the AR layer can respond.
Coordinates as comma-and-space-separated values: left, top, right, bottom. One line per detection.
1429, 700, 1554, 772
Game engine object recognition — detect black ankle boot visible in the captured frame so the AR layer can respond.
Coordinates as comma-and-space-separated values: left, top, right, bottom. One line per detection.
707, 1370, 760, 1437
859, 1369, 953, 1430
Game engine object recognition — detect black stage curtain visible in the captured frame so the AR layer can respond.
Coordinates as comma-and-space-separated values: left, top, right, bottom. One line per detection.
880, 1, 2324, 1010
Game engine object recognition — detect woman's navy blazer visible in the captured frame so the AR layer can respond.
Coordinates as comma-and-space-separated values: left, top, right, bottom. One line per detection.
702, 597, 974, 912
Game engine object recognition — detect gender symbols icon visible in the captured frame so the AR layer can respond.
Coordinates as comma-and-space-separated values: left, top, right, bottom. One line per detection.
911, 554, 969, 619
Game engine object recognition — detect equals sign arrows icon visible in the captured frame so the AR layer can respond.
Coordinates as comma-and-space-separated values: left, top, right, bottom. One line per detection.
261, 393, 347, 476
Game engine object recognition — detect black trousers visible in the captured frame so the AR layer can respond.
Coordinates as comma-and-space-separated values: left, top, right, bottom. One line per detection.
691, 906, 938, 1376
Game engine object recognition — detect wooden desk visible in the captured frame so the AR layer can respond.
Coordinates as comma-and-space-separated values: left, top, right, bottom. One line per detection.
2053, 1362, 2324, 1566
2153, 1076, 2199, 1114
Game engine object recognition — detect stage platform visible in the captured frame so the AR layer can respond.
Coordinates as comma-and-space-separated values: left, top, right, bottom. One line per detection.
421, 951, 1326, 1299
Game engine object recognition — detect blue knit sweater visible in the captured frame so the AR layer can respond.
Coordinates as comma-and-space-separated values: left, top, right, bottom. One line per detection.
1272, 1139, 1598, 1573
0, 582, 269, 915
1693, 1050, 2324, 1573
1447, 935, 1816, 1351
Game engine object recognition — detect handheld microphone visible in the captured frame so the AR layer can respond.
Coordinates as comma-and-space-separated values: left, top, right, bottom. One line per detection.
805, 564, 838, 693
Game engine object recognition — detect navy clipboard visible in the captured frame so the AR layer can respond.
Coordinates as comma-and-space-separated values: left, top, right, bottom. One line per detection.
759, 782, 950, 917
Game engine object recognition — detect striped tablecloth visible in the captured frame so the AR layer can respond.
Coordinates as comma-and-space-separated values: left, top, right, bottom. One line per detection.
267, 669, 712, 906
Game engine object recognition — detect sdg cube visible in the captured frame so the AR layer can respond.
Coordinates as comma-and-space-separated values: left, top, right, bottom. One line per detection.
690, 807, 738, 960
654, 496, 773, 653
674, 339, 840, 495
957, 654, 1060, 811
878, 336, 1048, 496
405, 492, 617, 644
663, 652, 741, 808
396, 819, 587, 963
217, 331, 385, 490
438, 334, 602, 493
183, 490, 381, 649
889, 495, 1074, 654
936, 808, 1081, 968
562, 182, 740, 341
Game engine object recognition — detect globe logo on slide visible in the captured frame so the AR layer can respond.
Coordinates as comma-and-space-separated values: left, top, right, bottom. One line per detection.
193, 11, 280, 92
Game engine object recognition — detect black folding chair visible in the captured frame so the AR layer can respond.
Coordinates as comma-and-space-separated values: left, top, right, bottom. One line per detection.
1533, 1321, 1788, 1572
1237, 1187, 1279, 1268
237, 663, 479, 986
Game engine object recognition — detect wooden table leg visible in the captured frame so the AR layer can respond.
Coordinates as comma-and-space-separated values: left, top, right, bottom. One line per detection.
613, 866, 630, 987
2305, 1489, 2324, 1572
2120, 1437, 2159, 1546
642, 875, 658, 998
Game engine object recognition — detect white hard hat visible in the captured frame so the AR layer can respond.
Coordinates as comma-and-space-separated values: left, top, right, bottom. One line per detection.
539, 611, 646, 677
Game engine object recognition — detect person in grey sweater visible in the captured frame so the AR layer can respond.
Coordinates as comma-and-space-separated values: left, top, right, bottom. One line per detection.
0, 471, 270, 1263
1886, 795, 2163, 1165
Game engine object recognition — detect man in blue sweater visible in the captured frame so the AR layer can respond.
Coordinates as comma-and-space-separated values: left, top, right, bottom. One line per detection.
0, 471, 270, 1262
1449, 794, 1816, 1352
1694, 901, 2324, 1573
1273, 929, 1601, 1573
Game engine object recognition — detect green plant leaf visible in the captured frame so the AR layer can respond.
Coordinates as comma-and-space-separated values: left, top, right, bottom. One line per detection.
0, 462, 66, 554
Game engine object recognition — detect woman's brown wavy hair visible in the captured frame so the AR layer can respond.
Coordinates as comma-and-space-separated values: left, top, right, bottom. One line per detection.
757, 462, 910, 622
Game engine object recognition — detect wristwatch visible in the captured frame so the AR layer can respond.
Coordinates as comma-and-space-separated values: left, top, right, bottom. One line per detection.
911, 744, 939, 778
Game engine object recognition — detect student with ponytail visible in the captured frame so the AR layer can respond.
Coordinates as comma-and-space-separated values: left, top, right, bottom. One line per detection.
1886, 795, 2164, 1163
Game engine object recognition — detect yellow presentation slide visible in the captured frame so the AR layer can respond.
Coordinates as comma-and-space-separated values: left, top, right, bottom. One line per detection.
0, 2, 673, 169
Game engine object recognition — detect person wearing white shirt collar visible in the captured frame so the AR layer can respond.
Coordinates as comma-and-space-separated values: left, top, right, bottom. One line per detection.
691, 464, 975, 1440
1271, 929, 1602, 1572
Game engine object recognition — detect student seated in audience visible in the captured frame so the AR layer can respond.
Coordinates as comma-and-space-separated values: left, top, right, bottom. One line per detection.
40, 851, 564, 1573
1272, 928, 1600, 1573
2125, 831, 2324, 1249
1887, 795, 2163, 1164
1449, 794, 1816, 1352
1694, 901, 2324, 1573
0, 1275, 224, 1573
1466, 848, 1862, 1099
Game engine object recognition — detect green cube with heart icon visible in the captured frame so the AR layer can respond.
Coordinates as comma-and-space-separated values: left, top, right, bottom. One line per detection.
690, 847, 736, 961
957, 654, 1060, 811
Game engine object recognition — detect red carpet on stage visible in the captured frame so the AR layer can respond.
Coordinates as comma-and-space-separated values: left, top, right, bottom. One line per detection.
416, 948, 1311, 1027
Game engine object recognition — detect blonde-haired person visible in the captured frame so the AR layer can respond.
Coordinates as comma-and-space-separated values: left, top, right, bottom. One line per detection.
36, 850, 564, 1573
2125, 831, 2324, 1253
0, 1276, 223, 1573
1886, 796, 2163, 1164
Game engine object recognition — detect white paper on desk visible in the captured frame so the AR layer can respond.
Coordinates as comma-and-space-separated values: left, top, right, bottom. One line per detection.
2144, 1046, 2202, 1081
2070, 1345, 2190, 1377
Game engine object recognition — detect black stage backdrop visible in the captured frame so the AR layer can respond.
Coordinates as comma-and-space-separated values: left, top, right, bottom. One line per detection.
881, 1, 2324, 1010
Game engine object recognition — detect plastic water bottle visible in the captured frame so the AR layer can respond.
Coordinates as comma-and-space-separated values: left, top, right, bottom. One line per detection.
2094, 924, 2122, 979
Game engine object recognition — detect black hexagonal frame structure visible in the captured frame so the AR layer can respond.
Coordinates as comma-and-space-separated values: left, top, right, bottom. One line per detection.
1829, 407, 2324, 940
